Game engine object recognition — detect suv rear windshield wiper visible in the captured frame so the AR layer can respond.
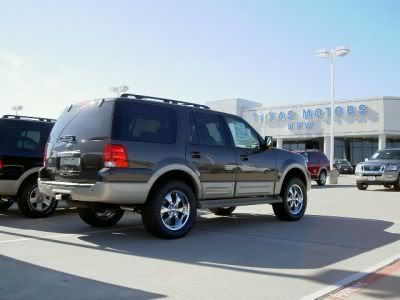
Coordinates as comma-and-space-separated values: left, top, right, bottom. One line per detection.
57, 135, 76, 142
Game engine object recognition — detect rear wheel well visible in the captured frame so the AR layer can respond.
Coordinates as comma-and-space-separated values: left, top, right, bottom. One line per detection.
148, 170, 198, 201
17, 173, 38, 196
281, 168, 307, 192
319, 168, 327, 176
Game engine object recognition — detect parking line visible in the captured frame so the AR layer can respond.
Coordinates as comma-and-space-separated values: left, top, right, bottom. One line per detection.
0, 225, 141, 244
301, 253, 400, 300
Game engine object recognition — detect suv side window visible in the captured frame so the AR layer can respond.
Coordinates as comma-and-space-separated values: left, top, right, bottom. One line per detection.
225, 117, 260, 149
113, 102, 177, 144
192, 112, 227, 146
188, 112, 199, 145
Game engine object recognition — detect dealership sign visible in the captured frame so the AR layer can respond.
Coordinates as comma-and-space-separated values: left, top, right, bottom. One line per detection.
253, 104, 368, 131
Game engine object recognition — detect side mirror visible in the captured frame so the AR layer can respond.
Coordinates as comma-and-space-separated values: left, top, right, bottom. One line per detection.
264, 136, 273, 149
364, 158, 369, 162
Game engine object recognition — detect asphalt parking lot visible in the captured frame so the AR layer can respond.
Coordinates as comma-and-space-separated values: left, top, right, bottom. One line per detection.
1, 175, 399, 299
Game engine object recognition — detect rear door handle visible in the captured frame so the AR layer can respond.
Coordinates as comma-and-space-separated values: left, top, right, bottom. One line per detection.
240, 155, 249, 161
191, 152, 202, 159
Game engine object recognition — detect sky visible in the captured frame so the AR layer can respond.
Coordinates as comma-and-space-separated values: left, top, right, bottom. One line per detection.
0, 0, 399, 119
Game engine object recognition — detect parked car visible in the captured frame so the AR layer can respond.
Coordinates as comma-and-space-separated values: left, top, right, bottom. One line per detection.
294, 150, 330, 186
39, 94, 311, 239
333, 159, 354, 174
355, 149, 400, 190
0, 115, 57, 217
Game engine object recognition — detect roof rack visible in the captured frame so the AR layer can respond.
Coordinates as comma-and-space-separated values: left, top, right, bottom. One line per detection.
120, 93, 210, 110
2, 115, 56, 123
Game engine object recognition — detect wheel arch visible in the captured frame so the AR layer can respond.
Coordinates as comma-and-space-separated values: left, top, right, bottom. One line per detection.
147, 165, 202, 201
15, 168, 40, 195
275, 164, 308, 194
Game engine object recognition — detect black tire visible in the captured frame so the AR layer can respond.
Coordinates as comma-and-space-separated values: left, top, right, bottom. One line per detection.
17, 178, 58, 218
273, 177, 307, 221
0, 198, 14, 211
209, 207, 236, 216
78, 207, 124, 227
394, 176, 400, 191
317, 170, 327, 186
142, 180, 197, 239
357, 182, 368, 190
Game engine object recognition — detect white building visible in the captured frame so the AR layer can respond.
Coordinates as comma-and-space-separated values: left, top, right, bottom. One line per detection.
207, 96, 400, 165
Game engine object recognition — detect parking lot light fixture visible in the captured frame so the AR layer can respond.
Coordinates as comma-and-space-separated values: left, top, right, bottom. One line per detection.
11, 105, 23, 116
109, 85, 129, 97
316, 46, 350, 174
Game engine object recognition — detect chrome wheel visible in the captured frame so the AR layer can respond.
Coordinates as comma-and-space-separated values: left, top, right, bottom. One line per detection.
287, 184, 304, 215
160, 190, 190, 231
29, 186, 53, 212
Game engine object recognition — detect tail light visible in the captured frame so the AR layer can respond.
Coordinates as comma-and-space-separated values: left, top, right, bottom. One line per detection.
0, 159, 3, 170
43, 143, 49, 167
103, 144, 128, 168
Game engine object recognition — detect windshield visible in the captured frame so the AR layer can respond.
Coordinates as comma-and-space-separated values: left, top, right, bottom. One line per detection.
370, 150, 400, 160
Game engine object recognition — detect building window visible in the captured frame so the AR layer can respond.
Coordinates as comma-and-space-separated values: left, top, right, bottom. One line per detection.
387, 138, 400, 149
350, 138, 378, 165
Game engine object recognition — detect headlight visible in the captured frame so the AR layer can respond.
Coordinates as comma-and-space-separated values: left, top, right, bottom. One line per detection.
387, 165, 399, 171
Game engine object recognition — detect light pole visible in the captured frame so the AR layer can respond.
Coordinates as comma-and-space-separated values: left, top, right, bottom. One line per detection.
316, 46, 350, 178
109, 85, 129, 97
12, 105, 23, 116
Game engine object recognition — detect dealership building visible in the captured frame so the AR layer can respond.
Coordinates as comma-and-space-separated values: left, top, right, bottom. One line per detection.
207, 96, 400, 165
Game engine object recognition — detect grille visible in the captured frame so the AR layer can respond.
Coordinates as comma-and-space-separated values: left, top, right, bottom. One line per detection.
363, 165, 384, 172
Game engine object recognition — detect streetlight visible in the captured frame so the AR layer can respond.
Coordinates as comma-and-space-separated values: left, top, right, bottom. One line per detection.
316, 46, 350, 182
109, 85, 129, 97
12, 105, 23, 116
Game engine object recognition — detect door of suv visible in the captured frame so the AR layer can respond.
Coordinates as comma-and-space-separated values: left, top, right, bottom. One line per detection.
224, 116, 277, 197
186, 111, 236, 199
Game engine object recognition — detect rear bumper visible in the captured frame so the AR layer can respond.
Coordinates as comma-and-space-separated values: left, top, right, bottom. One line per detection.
355, 172, 398, 185
38, 179, 149, 204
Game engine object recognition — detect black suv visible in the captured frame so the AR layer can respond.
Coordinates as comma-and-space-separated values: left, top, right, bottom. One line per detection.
39, 94, 311, 239
0, 115, 57, 217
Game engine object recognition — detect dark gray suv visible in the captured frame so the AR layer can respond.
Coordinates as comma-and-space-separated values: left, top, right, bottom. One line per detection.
39, 94, 311, 239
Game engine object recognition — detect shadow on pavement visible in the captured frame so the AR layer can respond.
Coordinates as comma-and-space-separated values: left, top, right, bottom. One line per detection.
368, 188, 400, 192
0, 255, 165, 300
1, 211, 399, 297
311, 184, 355, 189
1, 212, 398, 271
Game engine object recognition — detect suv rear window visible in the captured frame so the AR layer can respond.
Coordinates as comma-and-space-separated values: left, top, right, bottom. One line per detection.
50, 101, 113, 142
112, 101, 177, 144
0, 120, 50, 153
307, 152, 319, 163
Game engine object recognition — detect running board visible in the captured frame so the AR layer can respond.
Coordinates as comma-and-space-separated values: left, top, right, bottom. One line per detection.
198, 196, 282, 209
